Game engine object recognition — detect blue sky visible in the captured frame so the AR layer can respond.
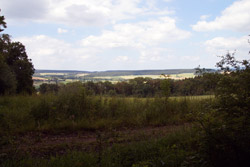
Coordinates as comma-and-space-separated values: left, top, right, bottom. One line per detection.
0, 0, 249, 71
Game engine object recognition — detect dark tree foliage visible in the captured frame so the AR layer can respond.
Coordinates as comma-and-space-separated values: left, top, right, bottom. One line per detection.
195, 65, 207, 76
0, 59, 16, 94
0, 11, 6, 32
76, 74, 220, 97
160, 78, 171, 98
200, 53, 250, 167
39, 83, 59, 94
0, 11, 34, 95
7, 41, 34, 94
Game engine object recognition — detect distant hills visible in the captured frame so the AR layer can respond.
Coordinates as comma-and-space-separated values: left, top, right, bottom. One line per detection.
35, 69, 199, 77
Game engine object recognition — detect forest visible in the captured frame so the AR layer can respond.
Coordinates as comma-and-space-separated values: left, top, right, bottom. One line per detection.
39, 72, 221, 97
1, 11, 250, 167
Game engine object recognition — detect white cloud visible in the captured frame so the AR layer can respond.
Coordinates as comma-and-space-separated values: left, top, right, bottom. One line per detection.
139, 48, 169, 63
0, 0, 48, 20
192, 0, 250, 32
200, 15, 210, 21
13, 15, 191, 70
114, 56, 129, 62
0, 0, 197, 70
0, 0, 172, 26
14, 35, 95, 70
181, 56, 200, 62
205, 36, 250, 60
80, 16, 190, 63
57, 28, 68, 34
81, 17, 191, 49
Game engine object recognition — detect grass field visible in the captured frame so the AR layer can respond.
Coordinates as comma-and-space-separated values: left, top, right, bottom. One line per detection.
0, 91, 222, 167
0, 94, 213, 135
0, 93, 209, 166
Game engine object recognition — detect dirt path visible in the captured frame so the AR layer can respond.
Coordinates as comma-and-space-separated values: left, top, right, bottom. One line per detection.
1, 124, 191, 157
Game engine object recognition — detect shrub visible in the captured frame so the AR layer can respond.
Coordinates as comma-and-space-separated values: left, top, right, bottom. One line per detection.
56, 82, 87, 118
199, 55, 250, 167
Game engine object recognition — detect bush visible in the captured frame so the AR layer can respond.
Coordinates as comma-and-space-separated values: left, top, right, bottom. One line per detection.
56, 82, 87, 118
199, 55, 250, 167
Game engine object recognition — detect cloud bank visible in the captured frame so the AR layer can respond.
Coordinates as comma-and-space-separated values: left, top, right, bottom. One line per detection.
0, 0, 173, 26
205, 35, 250, 60
192, 0, 250, 32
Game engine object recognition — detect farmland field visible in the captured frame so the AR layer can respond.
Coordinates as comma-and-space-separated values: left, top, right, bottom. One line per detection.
93, 73, 195, 80
33, 69, 196, 87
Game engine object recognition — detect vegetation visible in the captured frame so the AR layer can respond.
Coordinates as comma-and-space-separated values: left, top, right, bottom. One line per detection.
38, 73, 221, 97
1, 128, 201, 167
197, 53, 250, 167
0, 92, 210, 134
33, 71, 196, 88
0, 12, 250, 167
0, 12, 34, 95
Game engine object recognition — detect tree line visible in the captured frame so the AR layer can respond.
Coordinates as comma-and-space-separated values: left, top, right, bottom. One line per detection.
39, 72, 222, 97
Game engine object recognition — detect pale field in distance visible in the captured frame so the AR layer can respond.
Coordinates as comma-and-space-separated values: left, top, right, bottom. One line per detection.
39, 73, 67, 76
93, 73, 195, 80
75, 73, 89, 77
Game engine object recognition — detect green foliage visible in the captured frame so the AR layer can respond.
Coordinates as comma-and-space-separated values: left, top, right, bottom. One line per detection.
0, 95, 36, 135
160, 79, 171, 98
0, 93, 211, 134
0, 11, 34, 95
194, 65, 207, 76
0, 11, 6, 32
30, 97, 53, 127
1, 152, 97, 167
80, 74, 220, 97
1, 128, 204, 167
198, 55, 250, 167
0, 60, 16, 94
56, 82, 87, 118
39, 83, 59, 94
8, 41, 35, 94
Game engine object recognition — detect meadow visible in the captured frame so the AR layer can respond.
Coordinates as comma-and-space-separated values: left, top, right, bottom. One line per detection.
0, 90, 212, 167
0, 93, 212, 134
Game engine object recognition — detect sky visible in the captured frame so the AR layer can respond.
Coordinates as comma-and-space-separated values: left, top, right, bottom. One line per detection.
0, 0, 250, 71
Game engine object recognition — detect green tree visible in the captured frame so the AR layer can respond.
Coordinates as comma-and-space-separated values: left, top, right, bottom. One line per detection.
0, 57, 16, 94
0, 11, 34, 94
39, 83, 59, 94
0, 11, 6, 32
0, 15, 16, 95
200, 53, 250, 167
7, 41, 35, 94
160, 74, 171, 98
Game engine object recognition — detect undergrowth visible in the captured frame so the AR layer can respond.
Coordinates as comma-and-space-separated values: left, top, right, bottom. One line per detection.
1, 127, 206, 167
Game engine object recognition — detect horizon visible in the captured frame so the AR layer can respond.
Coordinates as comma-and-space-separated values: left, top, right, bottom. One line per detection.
35, 68, 214, 73
1, 0, 250, 71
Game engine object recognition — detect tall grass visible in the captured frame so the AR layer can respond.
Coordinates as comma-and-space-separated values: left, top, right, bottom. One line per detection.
0, 92, 214, 134
0, 85, 214, 167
